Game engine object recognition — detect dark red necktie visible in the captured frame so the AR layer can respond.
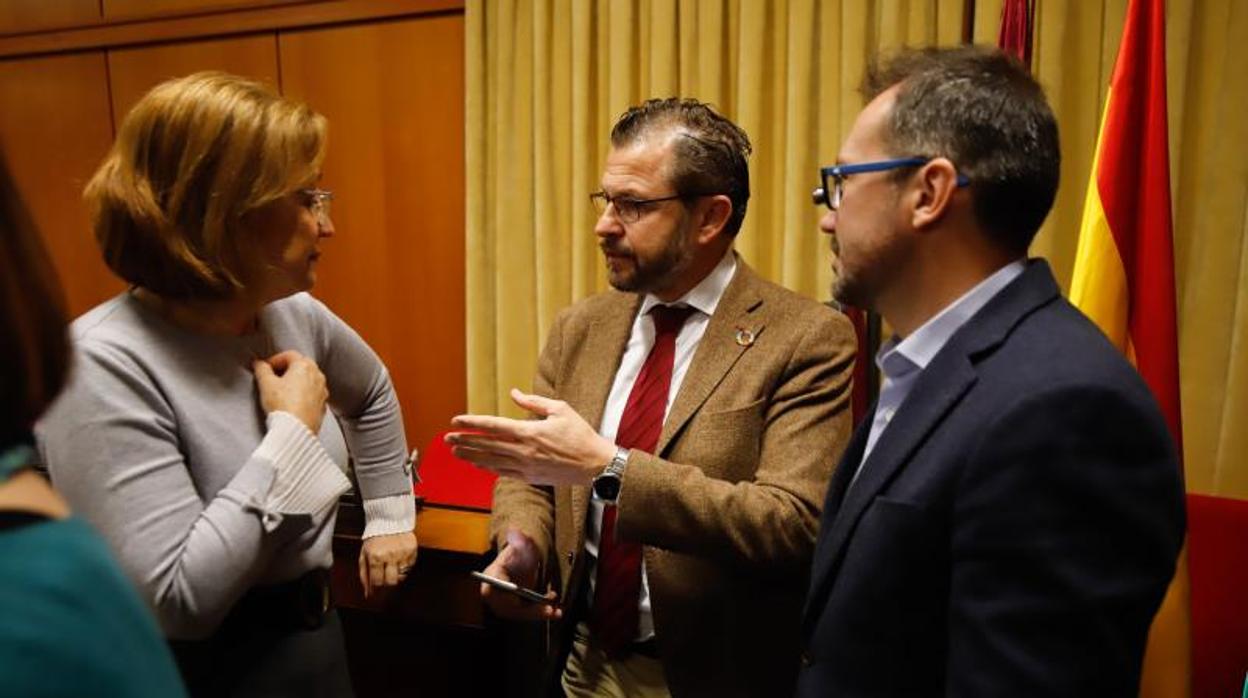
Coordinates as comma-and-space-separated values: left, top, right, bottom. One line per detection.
591, 304, 695, 657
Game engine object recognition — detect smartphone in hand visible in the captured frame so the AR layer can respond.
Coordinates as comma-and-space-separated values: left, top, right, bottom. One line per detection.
471, 570, 555, 605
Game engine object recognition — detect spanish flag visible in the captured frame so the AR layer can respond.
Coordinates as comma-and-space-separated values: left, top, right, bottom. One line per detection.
1068, 0, 1190, 695
996, 0, 1034, 67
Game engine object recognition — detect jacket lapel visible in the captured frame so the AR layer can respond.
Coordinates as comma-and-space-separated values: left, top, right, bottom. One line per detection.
801, 358, 977, 629
801, 410, 873, 621
569, 292, 639, 545
816, 404, 874, 539
801, 260, 1063, 629
656, 263, 765, 455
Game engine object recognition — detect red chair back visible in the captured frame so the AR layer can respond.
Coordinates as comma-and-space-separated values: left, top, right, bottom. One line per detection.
413, 430, 496, 510
1188, 493, 1248, 697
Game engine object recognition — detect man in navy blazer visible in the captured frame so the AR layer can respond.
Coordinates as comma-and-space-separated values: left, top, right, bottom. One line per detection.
797, 46, 1186, 696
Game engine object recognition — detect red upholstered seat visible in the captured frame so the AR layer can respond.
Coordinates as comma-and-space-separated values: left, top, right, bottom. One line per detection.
1188, 493, 1248, 697
412, 430, 496, 511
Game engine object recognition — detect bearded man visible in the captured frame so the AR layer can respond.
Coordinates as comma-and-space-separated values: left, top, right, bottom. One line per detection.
448, 98, 856, 698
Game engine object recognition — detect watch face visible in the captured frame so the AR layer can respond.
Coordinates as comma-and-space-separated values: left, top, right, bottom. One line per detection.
593, 475, 622, 502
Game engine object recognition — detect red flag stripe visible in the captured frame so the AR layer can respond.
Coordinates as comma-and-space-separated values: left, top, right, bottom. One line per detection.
1094, 0, 1183, 451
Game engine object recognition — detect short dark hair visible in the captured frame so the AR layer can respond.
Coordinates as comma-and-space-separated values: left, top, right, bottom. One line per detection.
862, 46, 1060, 255
0, 155, 70, 448
610, 98, 753, 237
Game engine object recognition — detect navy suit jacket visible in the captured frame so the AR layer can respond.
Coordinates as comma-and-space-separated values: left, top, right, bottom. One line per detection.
796, 260, 1185, 697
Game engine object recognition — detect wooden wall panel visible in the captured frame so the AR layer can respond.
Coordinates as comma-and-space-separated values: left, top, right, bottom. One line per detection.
279, 15, 465, 454
0, 0, 99, 37
0, 52, 120, 317
107, 33, 280, 120
103, 0, 306, 22
0, 1, 462, 60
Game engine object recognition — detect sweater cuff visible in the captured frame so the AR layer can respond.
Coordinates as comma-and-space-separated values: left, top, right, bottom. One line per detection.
257, 411, 351, 516
362, 493, 417, 539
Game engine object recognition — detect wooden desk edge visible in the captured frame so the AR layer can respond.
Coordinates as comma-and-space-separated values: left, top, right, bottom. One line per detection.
415, 505, 491, 555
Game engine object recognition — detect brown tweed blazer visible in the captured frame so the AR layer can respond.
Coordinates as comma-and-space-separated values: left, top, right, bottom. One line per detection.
491, 259, 856, 698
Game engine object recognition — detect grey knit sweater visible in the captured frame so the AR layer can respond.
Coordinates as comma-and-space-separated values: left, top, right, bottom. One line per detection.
37, 291, 415, 639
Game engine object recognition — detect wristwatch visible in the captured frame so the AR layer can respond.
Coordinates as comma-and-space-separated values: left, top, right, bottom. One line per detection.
591, 446, 630, 503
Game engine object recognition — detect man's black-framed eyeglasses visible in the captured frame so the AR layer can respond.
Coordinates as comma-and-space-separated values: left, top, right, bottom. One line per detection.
590, 191, 706, 224
811, 157, 970, 211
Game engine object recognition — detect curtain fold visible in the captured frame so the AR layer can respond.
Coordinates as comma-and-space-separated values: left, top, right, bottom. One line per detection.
466, 0, 967, 418
467, 0, 1248, 506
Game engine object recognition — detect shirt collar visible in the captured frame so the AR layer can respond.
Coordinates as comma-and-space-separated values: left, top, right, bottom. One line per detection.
638, 248, 738, 318
878, 259, 1027, 374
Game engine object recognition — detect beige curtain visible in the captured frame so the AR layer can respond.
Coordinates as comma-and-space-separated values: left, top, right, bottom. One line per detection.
468, 0, 1248, 496
466, 0, 966, 419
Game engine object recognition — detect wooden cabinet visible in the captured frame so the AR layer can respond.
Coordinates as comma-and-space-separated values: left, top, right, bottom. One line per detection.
107, 33, 281, 117
0, 6, 471, 695
333, 498, 505, 698
0, 52, 121, 316
0, 6, 465, 455
0, 0, 99, 36
281, 15, 466, 451
102, 0, 307, 22
101, 17, 464, 456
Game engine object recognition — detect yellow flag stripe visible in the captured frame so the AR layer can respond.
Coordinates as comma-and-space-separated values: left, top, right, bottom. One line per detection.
1070, 89, 1132, 353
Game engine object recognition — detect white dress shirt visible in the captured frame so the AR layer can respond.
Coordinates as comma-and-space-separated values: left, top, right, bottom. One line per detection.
586, 249, 738, 642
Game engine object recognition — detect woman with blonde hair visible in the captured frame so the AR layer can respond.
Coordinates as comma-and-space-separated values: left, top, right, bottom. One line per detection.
0, 154, 186, 696
38, 71, 417, 696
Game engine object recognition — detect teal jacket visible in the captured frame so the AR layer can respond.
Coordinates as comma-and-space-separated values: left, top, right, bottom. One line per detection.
0, 514, 186, 697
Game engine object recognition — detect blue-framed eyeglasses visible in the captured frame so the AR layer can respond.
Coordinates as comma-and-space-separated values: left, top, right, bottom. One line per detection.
811, 157, 970, 211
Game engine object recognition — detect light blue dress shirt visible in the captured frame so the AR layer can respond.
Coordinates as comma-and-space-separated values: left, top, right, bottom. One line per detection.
851, 260, 1027, 486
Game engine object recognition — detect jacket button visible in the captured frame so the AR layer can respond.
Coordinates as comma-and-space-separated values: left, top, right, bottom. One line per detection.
566, 551, 574, 563
800, 650, 813, 668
